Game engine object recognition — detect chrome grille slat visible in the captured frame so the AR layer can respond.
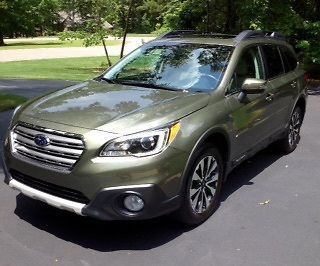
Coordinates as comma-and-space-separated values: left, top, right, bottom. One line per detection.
15, 140, 80, 159
15, 134, 82, 157
12, 124, 84, 171
17, 150, 72, 167
15, 126, 84, 147
15, 146, 76, 165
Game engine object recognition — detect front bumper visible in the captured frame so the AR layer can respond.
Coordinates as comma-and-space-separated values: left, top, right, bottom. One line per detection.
4, 169, 181, 220
2, 132, 185, 220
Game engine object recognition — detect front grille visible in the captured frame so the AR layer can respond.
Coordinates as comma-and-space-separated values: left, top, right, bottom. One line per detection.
10, 169, 90, 204
11, 124, 84, 171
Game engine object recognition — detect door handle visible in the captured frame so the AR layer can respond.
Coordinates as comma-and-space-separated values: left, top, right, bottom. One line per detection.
265, 93, 274, 102
291, 81, 297, 88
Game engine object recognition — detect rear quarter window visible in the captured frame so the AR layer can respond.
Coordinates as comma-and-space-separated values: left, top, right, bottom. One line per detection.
261, 45, 284, 79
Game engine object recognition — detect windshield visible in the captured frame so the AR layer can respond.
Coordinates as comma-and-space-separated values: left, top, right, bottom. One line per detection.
103, 43, 233, 92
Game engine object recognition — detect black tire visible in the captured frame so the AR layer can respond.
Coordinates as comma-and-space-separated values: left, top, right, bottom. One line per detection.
175, 145, 224, 225
278, 106, 303, 154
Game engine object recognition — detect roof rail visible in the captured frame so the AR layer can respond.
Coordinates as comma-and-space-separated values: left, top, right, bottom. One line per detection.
160, 30, 195, 38
235, 30, 286, 43
158, 30, 286, 43
160, 30, 236, 39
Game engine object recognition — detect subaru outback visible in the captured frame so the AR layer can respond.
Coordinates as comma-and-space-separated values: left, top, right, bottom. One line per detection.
2, 30, 307, 225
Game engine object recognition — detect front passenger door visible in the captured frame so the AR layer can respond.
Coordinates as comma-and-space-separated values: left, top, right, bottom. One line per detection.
226, 46, 274, 161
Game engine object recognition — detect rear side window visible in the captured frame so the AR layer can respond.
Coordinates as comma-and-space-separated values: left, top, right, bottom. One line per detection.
279, 46, 297, 72
261, 45, 284, 79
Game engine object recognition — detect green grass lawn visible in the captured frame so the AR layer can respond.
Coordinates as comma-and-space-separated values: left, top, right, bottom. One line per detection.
0, 57, 120, 81
0, 39, 121, 50
0, 93, 27, 112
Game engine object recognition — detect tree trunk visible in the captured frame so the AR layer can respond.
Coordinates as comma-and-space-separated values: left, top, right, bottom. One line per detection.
315, 0, 320, 20
120, 0, 134, 59
0, 31, 5, 46
206, 0, 210, 32
102, 38, 112, 67
224, 0, 237, 33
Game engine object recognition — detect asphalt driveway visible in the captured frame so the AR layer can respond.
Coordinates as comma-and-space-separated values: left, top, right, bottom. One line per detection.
0, 80, 319, 266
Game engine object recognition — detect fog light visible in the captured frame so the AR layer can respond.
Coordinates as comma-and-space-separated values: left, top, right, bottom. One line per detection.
123, 195, 144, 212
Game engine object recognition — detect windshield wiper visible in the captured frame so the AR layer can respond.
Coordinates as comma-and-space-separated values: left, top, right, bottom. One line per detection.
117, 80, 181, 92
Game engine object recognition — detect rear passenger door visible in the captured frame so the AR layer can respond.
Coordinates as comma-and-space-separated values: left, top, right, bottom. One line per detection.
278, 46, 300, 121
260, 45, 298, 133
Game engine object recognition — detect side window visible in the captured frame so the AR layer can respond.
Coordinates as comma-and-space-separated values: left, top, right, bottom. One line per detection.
279, 46, 297, 73
228, 46, 264, 94
261, 45, 284, 79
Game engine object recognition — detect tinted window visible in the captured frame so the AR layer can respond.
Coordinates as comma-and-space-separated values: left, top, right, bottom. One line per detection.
280, 46, 297, 72
104, 44, 233, 92
228, 46, 265, 94
262, 45, 284, 79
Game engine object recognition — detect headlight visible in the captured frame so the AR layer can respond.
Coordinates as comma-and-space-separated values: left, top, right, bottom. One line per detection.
100, 122, 181, 157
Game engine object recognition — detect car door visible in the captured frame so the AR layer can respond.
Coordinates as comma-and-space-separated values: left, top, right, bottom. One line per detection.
225, 45, 275, 161
278, 45, 300, 123
260, 45, 297, 133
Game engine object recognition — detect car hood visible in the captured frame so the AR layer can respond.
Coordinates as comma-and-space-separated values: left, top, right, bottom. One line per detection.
22, 80, 209, 134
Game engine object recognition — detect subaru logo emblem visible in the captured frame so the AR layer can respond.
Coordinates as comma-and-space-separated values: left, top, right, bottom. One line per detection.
34, 134, 50, 146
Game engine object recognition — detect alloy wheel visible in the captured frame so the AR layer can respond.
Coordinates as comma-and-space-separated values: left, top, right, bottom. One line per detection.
288, 109, 301, 147
189, 156, 219, 213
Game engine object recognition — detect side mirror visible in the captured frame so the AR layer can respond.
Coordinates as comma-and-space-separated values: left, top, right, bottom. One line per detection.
241, 78, 266, 94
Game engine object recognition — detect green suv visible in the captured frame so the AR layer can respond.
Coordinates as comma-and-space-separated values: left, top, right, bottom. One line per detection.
2, 30, 307, 225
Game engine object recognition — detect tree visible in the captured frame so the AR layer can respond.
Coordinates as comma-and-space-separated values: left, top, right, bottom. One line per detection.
119, 0, 134, 58
0, 0, 60, 45
58, 0, 115, 66
0, 0, 7, 45
107, 0, 144, 58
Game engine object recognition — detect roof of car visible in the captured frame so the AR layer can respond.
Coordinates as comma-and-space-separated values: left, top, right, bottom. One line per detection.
153, 30, 288, 47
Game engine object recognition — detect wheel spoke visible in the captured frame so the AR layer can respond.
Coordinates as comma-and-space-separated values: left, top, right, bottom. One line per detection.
192, 171, 202, 182
190, 185, 201, 197
207, 159, 217, 178
203, 157, 209, 177
203, 190, 210, 210
206, 182, 217, 197
191, 189, 201, 210
206, 172, 218, 186
200, 159, 207, 178
197, 191, 204, 212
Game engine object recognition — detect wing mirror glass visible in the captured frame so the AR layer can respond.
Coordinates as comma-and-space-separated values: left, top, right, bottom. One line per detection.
241, 78, 266, 94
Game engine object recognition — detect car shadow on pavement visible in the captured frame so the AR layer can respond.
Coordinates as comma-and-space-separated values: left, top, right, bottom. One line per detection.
220, 145, 283, 202
14, 194, 192, 251
12, 146, 283, 252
